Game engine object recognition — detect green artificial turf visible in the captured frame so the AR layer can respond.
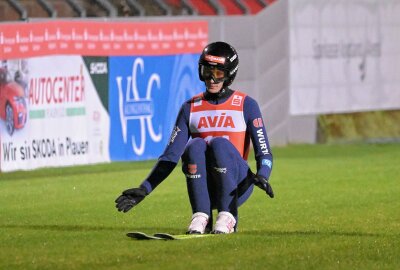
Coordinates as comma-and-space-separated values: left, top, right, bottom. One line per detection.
1, 143, 399, 269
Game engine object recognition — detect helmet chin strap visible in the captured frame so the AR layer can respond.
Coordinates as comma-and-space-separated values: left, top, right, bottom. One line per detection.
216, 87, 226, 97
205, 86, 231, 99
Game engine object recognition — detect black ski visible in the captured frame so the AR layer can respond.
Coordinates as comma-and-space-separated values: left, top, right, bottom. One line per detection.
127, 232, 215, 240
126, 232, 164, 240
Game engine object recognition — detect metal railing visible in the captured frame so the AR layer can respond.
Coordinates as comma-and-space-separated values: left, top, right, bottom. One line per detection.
37, 0, 57, 18
125, 0, 145, 16
66, 0, 86, 17
94, 0, 117, 17
6, 0, 28, 20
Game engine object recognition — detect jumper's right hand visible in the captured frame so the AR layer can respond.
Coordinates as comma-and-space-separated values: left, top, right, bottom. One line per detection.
253, 175, 274, 198
115, 187, 148, 213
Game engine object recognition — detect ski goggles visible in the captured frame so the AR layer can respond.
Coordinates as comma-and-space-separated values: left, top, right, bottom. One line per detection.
200, 65, 227, 83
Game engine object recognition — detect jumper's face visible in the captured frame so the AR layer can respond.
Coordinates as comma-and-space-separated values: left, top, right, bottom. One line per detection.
205, 79, 224, 93
201, 65, 226, 93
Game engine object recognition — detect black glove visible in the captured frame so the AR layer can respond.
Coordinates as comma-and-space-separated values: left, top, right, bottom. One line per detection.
253, 175, 274, 198
115, 187, 148, 213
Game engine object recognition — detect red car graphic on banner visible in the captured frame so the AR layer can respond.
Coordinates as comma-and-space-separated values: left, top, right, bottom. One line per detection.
0, 67, 27, 136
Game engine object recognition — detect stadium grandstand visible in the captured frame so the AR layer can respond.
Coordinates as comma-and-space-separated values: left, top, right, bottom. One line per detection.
0, 0, 277, 20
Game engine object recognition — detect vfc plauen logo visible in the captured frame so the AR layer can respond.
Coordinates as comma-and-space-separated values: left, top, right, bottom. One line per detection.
115, 58, 162, 156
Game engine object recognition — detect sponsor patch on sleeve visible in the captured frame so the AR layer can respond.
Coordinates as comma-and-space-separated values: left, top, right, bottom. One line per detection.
253, 118, 263, 128
262, 159, 272, 168
168, 126, 181, 145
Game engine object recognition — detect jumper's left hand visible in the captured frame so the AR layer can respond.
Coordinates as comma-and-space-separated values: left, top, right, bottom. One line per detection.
253, 175, 274, 198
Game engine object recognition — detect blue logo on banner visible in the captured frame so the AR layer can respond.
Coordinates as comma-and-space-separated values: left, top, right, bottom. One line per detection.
109, 55, 204, 161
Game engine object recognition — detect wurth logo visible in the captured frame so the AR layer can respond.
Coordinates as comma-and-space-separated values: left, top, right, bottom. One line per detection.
197, 113, 235, 129
256, 129, 269, 155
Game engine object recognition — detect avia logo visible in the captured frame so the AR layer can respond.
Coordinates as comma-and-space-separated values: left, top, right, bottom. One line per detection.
197, 113, 235, 129
115, 58, 162, 156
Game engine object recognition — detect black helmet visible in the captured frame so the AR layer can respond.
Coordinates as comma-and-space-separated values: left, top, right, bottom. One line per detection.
198, 41, 239, 86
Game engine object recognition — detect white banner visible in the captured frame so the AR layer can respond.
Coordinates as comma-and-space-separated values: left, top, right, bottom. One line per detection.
0, 56, 110, 172
289, 0, 400, 115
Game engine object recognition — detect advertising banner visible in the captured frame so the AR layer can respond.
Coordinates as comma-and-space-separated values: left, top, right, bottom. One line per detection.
0, 21, 208, 59
289, 0, 400, 115
108, 54, 204, 161
0, 20, 208, 171
0, 56, 110, 172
